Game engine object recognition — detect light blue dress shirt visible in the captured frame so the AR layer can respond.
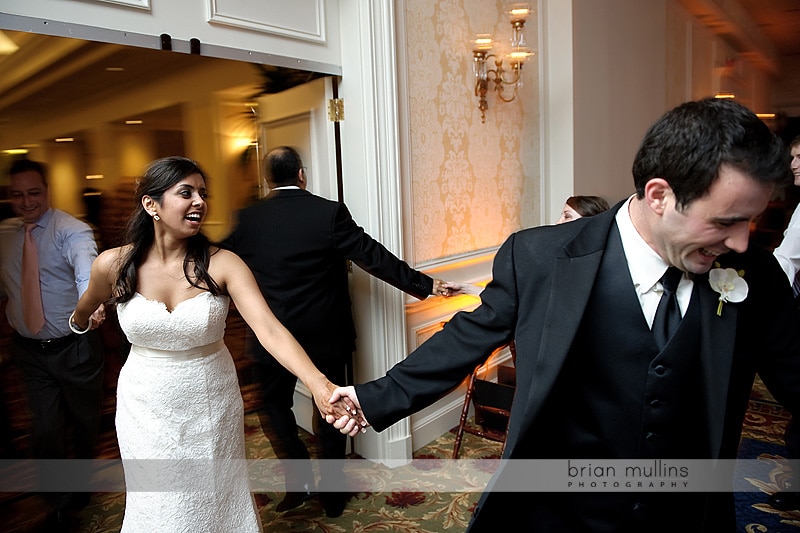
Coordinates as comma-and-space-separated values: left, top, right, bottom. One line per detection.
0, 208, 97, 339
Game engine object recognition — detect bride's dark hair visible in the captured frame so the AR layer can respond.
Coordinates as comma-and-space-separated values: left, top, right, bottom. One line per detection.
112, 156, 221, 304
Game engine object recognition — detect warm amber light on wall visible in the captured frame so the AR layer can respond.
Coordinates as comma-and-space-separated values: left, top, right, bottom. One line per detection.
756, 113, 776, 119
714, 93, 736, 99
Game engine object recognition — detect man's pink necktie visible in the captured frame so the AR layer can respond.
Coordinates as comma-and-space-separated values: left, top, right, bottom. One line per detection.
21, 223, 45, 334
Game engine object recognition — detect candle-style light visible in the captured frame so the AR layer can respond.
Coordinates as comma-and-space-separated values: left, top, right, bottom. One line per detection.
471, 4, 534, 123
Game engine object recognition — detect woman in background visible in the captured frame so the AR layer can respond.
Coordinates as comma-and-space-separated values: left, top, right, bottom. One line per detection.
555, 195, 610, 224
446, 195, 610, 296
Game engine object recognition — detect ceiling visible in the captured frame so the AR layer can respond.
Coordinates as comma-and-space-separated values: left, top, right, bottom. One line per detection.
0, 32, 252, 147
0, 0, 797, 150
0, 30, 324, 150
738, 0, 800, 57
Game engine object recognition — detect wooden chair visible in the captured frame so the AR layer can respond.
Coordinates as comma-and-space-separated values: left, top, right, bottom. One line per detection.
452, 341, 516, 459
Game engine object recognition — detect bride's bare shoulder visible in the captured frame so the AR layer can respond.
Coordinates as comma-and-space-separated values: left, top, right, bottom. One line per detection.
209, 246, 247, 270
95, 245, 130, 271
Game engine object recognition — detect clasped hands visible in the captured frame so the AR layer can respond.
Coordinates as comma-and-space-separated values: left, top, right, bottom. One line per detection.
313, 382, 368, 436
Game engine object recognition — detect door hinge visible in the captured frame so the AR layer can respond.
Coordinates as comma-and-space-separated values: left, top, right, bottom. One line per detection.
327, 98, 345, 122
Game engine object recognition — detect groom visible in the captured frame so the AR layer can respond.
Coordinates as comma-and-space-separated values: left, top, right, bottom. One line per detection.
331, 97, 800, 532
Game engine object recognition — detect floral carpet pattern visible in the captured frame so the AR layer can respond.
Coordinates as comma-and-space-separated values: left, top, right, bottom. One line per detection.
17, 381, 800, 533
735, 377, 800, 532
3, 366, 800, 531
2, 312, 501, 532
5, 411, 499, 533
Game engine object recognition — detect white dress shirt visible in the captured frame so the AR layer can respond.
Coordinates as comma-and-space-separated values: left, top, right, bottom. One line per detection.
615, 196, 693, 328
773, 203, 800, 295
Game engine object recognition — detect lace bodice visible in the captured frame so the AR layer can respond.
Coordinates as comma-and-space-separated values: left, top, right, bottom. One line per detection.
117, 291, 229, 351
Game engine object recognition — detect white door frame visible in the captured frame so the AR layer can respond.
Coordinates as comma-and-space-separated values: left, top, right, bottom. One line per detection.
1, 0, 416, 463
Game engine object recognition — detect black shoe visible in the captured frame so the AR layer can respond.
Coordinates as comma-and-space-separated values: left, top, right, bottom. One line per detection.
321, 493, 348, 518
276, 489, 316, 512
769, 490, 800, 511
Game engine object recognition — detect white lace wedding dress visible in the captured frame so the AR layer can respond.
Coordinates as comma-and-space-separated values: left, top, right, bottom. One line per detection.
115, 291, 262, 533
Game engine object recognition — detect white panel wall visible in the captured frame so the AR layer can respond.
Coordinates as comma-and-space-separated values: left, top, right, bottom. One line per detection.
540, 0, 576, 225
0, 0, 341, 74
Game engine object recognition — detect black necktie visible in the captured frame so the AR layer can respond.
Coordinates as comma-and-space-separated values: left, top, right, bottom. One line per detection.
652, 267, 682, 350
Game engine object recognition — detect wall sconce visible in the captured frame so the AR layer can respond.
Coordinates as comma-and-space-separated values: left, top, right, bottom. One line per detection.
472, 4, 534, 123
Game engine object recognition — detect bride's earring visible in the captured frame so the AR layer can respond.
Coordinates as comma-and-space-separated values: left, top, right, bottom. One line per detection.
153, 213, 160, 221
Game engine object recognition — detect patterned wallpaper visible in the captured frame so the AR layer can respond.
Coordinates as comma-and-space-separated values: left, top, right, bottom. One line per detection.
404, 0, 540, 264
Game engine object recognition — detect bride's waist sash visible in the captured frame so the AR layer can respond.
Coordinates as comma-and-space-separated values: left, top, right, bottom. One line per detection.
129, 339, 224, 360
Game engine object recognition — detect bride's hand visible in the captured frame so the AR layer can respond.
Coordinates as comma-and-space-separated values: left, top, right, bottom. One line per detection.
326, 386, 368, 436
311, 379, 364, 424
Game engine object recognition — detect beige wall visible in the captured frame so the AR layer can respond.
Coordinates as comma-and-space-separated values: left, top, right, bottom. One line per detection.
402, 0, 540, 265
572, 0, 667, 207
568, 0, 779, 211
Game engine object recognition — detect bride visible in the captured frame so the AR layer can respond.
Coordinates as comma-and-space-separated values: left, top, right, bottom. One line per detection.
70, 156, 356, 532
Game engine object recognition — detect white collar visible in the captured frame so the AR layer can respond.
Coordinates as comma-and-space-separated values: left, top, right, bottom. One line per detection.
615, 195, 675, 297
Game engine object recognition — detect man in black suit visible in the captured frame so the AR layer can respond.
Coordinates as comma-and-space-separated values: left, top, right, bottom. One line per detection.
331, 98, 800, 531
221, 146, 447, 517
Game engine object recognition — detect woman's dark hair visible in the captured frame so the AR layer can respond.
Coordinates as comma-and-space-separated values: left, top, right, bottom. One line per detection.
565, 195, 610, 217
112, 156, 220, 304
631, 97, 790, 210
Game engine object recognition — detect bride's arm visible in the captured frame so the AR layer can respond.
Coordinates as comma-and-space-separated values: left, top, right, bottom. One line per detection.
70, 247, 120, 330
212, 249, 361, 422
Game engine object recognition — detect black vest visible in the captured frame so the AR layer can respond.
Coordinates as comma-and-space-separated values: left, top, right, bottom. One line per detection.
525, 224, 707, 459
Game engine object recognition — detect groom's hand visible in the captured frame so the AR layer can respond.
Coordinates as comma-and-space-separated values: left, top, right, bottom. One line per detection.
326, 386, 369, 436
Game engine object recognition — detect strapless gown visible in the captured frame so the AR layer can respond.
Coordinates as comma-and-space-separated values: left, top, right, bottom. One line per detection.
115, 291, 261, 533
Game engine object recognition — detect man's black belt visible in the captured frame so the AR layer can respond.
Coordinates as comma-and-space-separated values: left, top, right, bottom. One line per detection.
13, 332, 77, 353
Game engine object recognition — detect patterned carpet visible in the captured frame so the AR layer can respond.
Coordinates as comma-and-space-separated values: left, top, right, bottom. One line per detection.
735, 377, 800, 532
0, 311, 496, 532
2, 409, 498, 533
1, 306, 799, 532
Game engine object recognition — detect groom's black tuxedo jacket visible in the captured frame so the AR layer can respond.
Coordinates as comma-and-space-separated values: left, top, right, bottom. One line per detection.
356, 200, 800, 531
221, 188, 433, 364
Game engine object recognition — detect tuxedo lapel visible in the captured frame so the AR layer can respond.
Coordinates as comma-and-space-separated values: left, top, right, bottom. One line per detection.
695, 273, 738, 458
516, 207, 617, 434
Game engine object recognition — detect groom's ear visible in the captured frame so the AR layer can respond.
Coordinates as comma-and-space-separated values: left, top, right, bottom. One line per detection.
643, 178, 673, 216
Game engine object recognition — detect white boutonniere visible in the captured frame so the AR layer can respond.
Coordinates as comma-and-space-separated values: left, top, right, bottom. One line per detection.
708, 264, 748, 316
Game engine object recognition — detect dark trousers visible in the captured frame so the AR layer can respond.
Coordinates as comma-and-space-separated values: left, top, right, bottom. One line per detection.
10, 331, 104, 510
248, 335, 348, 495
0, 360, 18, 457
